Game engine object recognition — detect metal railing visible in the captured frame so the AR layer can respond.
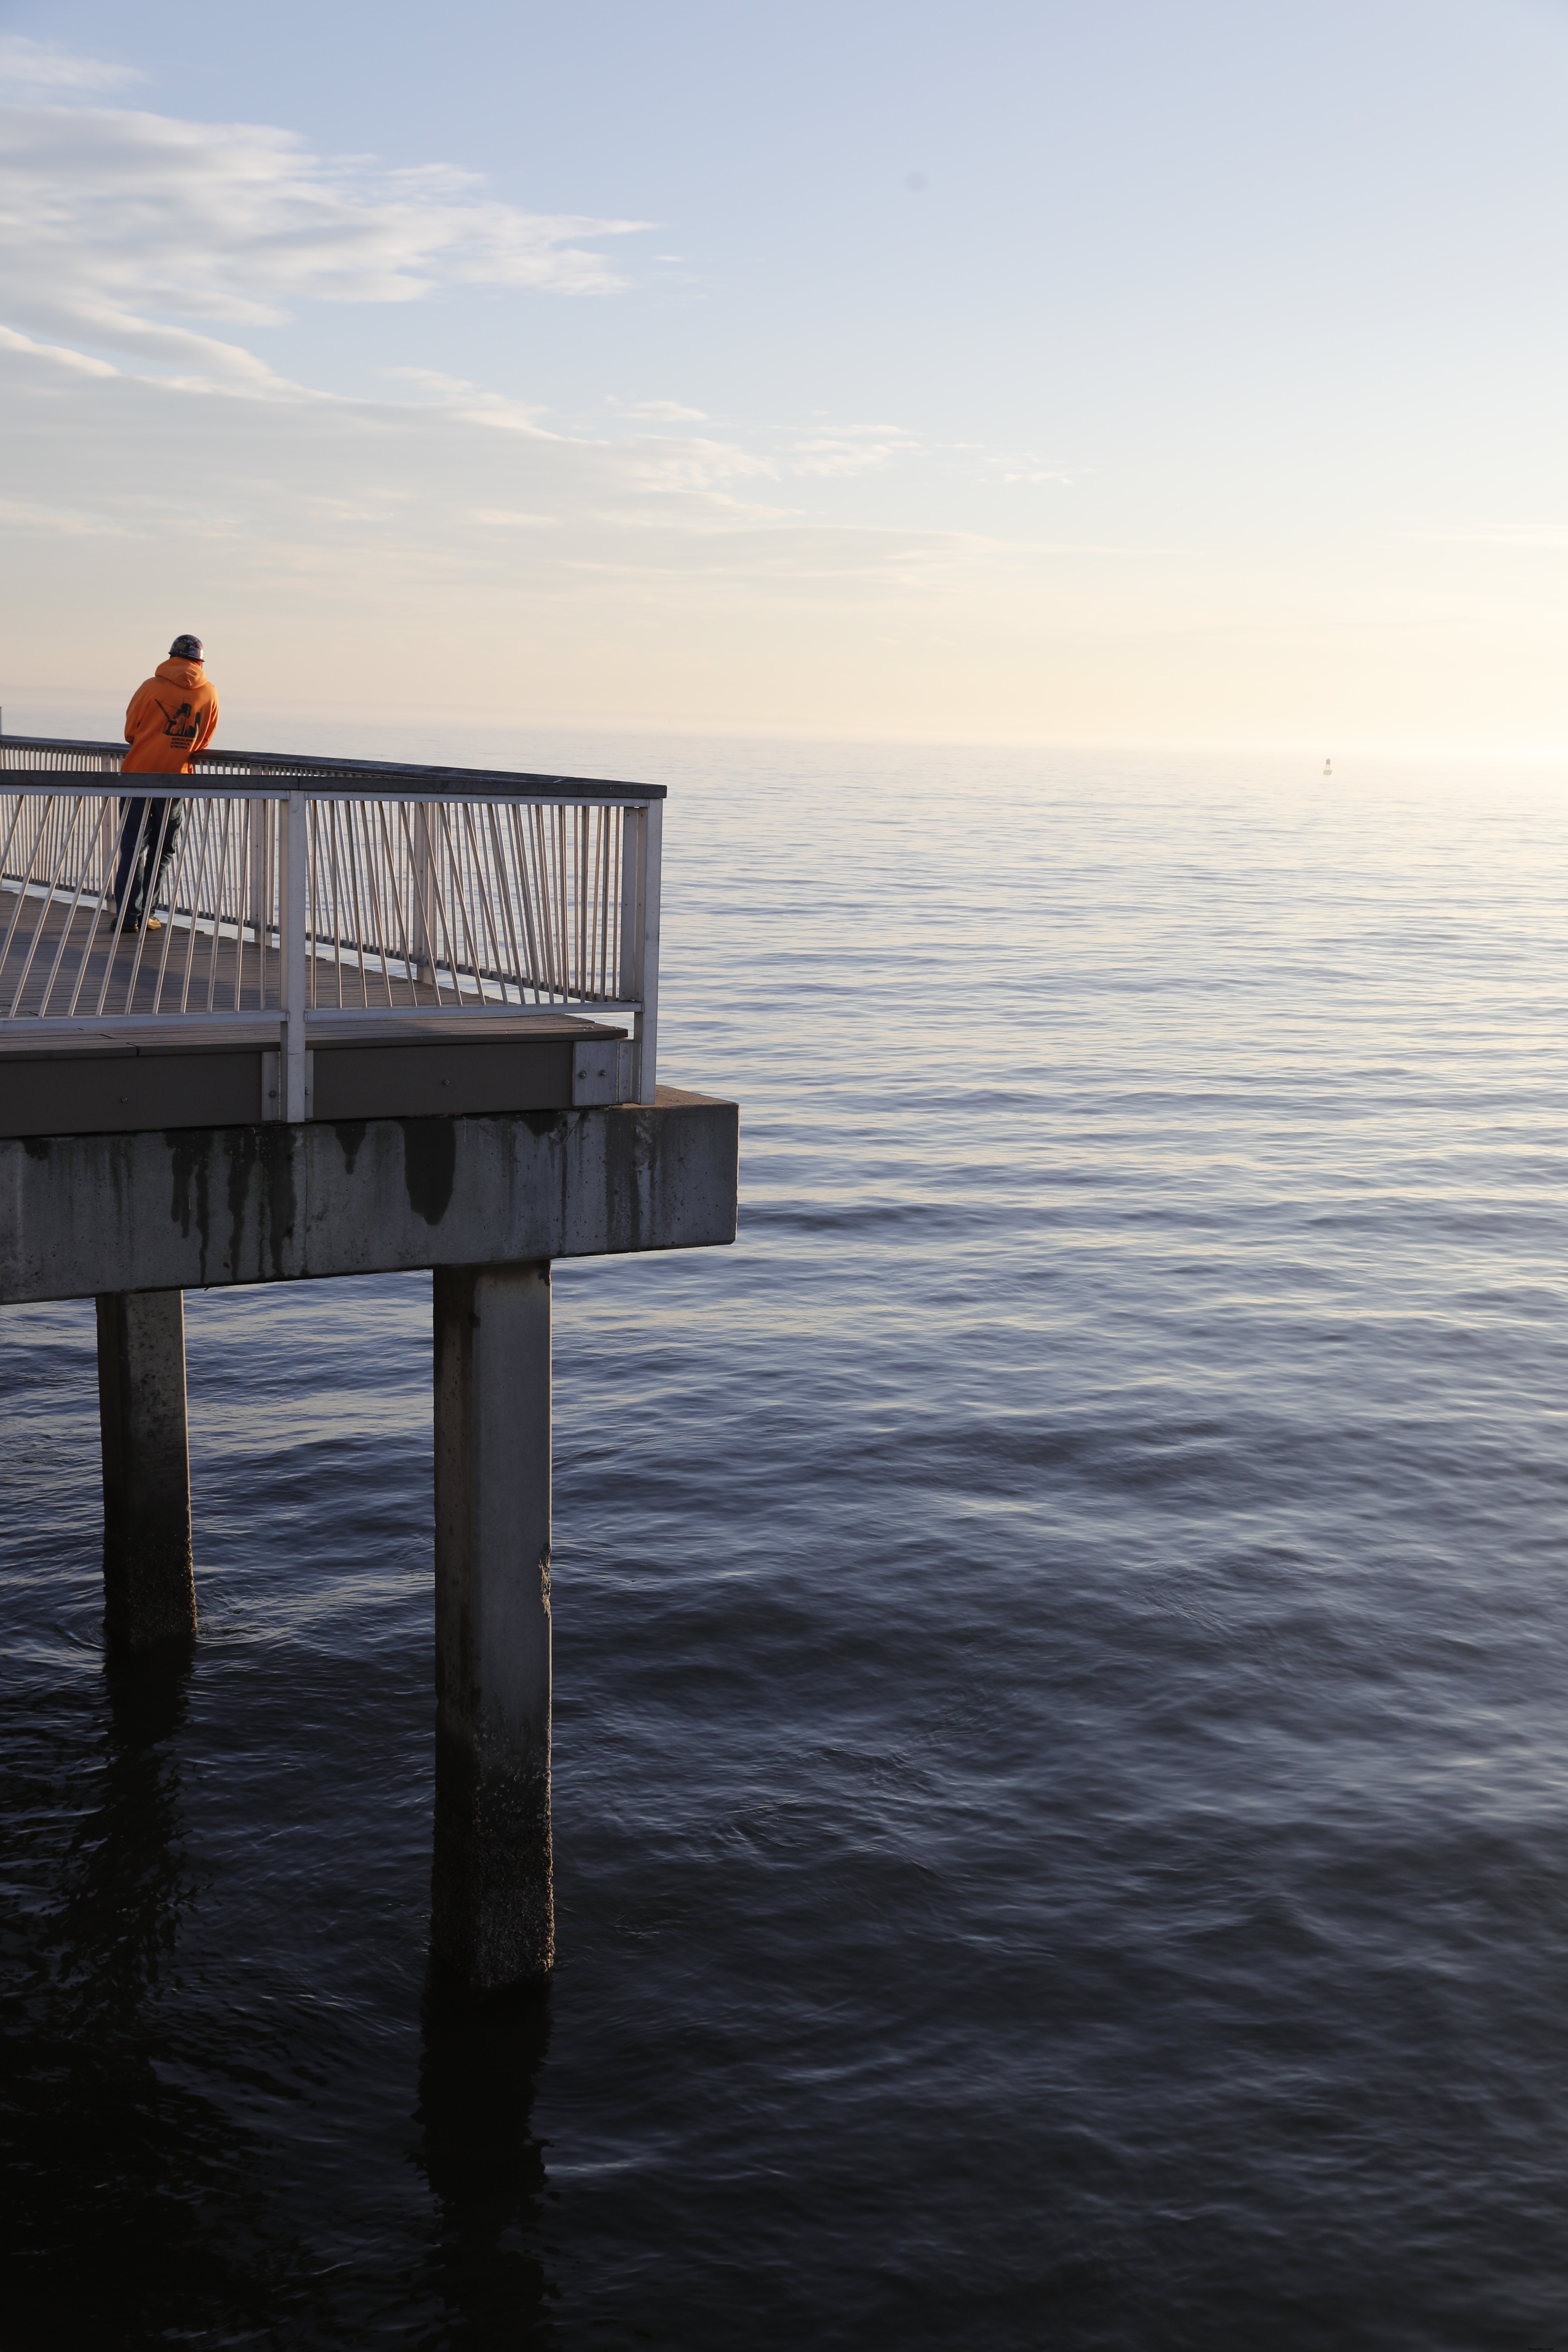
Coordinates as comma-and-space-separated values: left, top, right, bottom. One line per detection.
0, 736, 664, 1111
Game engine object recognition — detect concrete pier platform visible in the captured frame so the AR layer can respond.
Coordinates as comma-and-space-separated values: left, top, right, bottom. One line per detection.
0, 1086, 736, 1300
0, 1080, 736, 1983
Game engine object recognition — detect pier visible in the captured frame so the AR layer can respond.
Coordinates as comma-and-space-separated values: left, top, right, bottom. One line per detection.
0, 735, 738, 1988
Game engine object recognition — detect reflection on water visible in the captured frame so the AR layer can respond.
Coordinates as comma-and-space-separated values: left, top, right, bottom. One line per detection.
0, 1648, 258, 2341
69, 1648, 192, 2027
416, 1978, 553, 2342
3, 1640, 557, 2347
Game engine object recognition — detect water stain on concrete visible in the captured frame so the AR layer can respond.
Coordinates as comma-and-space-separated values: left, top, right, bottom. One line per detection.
400, 1118, 457, 1226
334, 1121, 369, 1176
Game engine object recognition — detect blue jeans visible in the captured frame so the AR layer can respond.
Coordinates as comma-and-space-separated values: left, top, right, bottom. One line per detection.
114, 796, 181, 926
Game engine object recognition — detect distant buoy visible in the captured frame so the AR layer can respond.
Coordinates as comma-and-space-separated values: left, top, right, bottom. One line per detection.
1323, 758, 1332, 776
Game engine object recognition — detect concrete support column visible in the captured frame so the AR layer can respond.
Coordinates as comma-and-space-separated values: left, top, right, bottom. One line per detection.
95, 1289, 195, 1648
431, 1261, 554, 1988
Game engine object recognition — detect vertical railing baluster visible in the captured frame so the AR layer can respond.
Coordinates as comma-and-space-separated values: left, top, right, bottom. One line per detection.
432, 804, 475, 1007
27, 791, 96, 1017
204, 798, 232, 1011
577, 804, 589, 996
93, 799, 150, 1015
413, 801, 437, 996
390, 803, 423, 1002
350, 800, 372, 1003
0, 793, 30, 888
339, 799, 363, 1007
362, 800, 397, 1008
309, 800, 322, 1011
280, 790, 308, 1116
507, 806, 541, 1002
554, 807, 568, 999
248, 796, 268, 1010
488, 804, 525, 1000
66, 794, 120, 1016
528, 805, 555, 999
460, 802, 505, 1004
147, 799, 194, 1016
2, 793, 64, 1016
233, 798, 252, 1012
175, 798, 211, 1014
597, 803, 612, 998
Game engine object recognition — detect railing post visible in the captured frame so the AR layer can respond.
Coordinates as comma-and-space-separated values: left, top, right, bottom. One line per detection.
618, 806, 641, 1015
620, 800, 662, 1104
637, 799, 662, 1103
280, 789, 308, 1119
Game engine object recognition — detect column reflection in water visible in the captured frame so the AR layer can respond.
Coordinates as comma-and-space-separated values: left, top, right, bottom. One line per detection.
414, 1971, 554, 2337
3, 1646, 261, 2338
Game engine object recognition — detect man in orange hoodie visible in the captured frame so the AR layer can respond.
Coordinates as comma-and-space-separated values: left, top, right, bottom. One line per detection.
115, 633, 220, 932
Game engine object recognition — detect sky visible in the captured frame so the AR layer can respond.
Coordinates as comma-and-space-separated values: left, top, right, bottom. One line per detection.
2, 0, 1568, 750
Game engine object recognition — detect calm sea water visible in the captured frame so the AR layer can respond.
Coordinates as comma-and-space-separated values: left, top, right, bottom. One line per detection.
6, 736, 1568, 2348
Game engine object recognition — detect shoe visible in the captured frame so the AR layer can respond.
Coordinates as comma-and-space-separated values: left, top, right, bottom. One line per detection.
142, 916, 164, 933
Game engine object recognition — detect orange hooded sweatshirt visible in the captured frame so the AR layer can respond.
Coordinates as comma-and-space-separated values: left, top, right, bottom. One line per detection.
123, 657, 220, 775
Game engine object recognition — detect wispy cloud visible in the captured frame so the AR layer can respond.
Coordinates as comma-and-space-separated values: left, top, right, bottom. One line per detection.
627, 435, 781, 494
789, 427, 920, 479
0, 322, 119, 378
0, 35, 142, 93
0, 86, 649, 390
382, 367, 558, 437
626, 399, 709, 422
0, 491, 130, 536
384, 367, 483, 397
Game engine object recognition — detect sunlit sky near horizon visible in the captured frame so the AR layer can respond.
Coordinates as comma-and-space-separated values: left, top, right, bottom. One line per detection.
3, 0, 1568, 751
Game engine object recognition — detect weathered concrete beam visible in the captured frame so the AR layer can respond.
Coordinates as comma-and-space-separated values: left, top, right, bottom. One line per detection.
96, 1288, 196, 1648
0, 1086, 736, 1302
431, 1261, 553, 1988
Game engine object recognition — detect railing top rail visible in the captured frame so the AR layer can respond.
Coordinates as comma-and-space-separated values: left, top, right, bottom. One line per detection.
0, 733, 667, 803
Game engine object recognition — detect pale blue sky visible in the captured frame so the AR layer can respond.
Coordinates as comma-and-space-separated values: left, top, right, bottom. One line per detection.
3, 0, 1567, 746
